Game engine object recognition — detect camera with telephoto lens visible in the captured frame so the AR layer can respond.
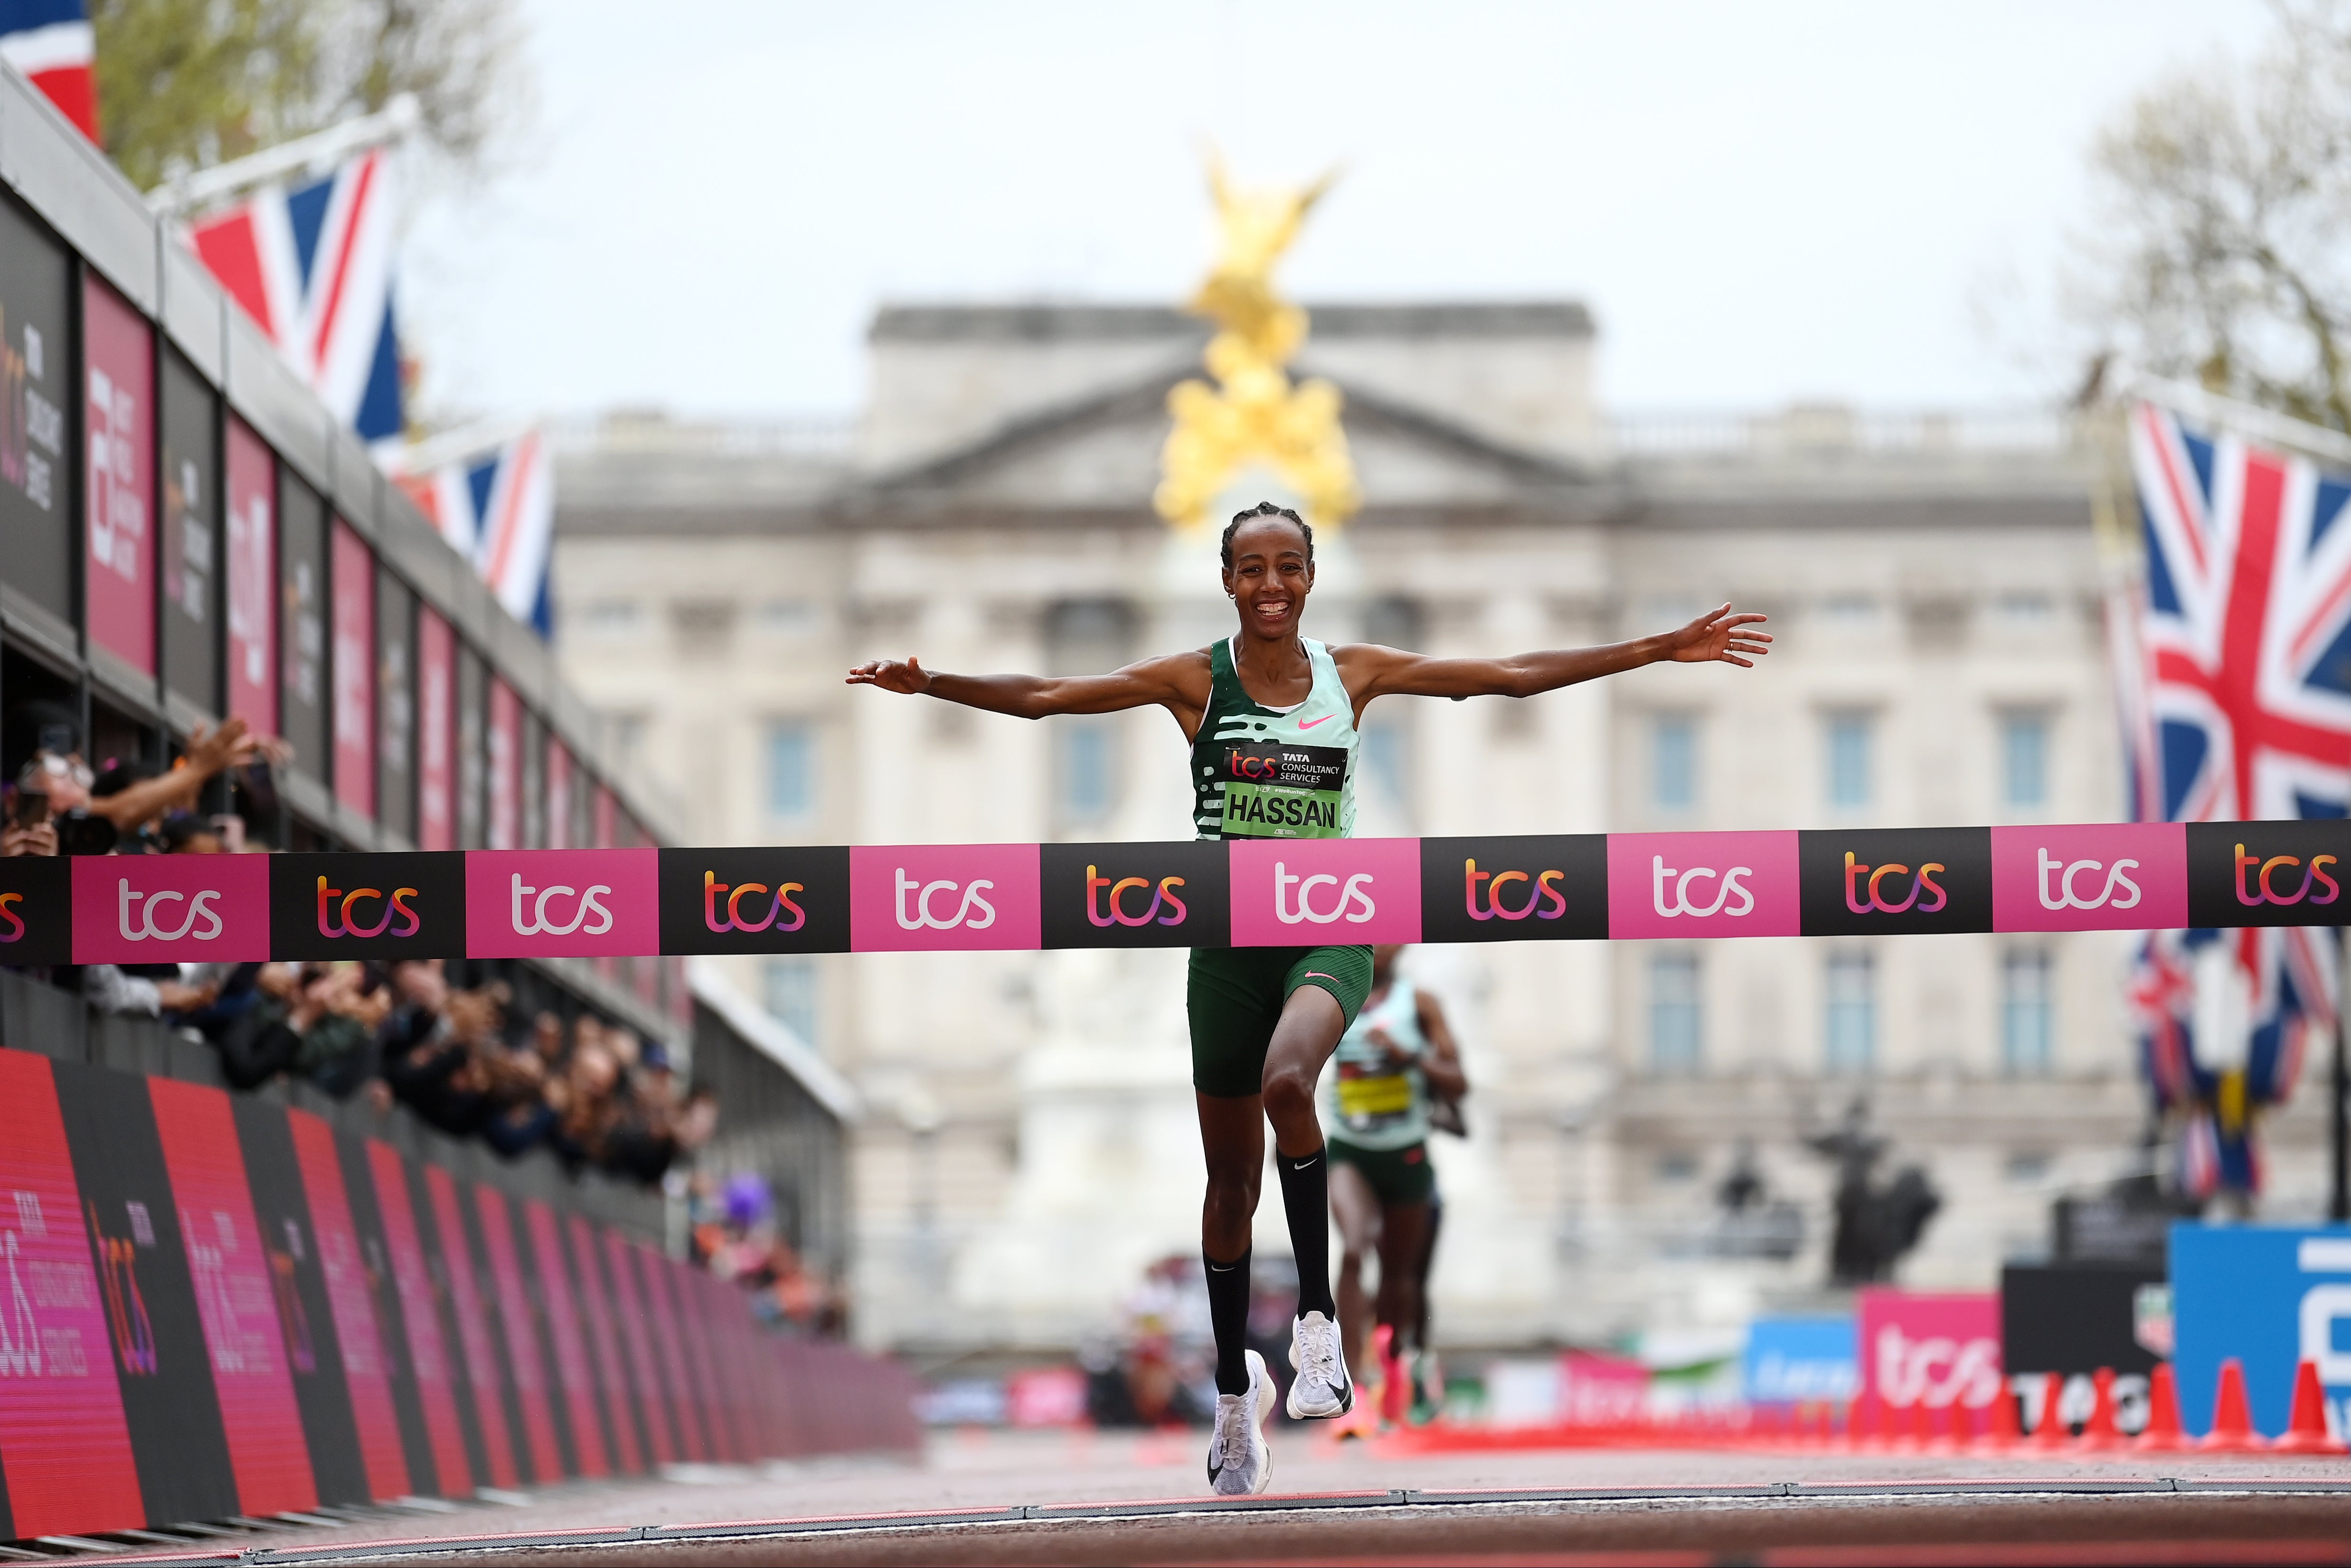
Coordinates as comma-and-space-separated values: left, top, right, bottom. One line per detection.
55, 809, 118, 856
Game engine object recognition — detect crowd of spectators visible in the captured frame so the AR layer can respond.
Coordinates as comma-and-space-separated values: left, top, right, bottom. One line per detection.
1, 703, 715, 1186
687, 1171, 849, 1337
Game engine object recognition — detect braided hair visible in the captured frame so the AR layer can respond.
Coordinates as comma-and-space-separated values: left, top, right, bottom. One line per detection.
1219, 501, 1313, 570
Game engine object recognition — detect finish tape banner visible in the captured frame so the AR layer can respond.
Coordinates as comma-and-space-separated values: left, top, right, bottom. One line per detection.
0, 1049, 919, 1542
0, 821, 2342, 963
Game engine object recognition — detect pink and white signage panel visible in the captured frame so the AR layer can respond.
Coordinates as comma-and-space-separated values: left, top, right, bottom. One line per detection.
1606, 830, 1802, 939
1989, 822, 2188, 933
70, 852, 271, 964
848, 844, 1042, 952
83, 274, 153, 675
464, 849, 661, 959
1227, 837, 1422, 946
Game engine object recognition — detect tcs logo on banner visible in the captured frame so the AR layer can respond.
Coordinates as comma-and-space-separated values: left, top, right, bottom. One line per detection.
2037, 848, 2142, 913
1608, 833, 1800, 939
316, 877, 419, 939
1463, 860, 1569, 923
1845, 854, 1947, 915
119, 879, 224, 942
895, 868, 996, 932
1275, 861, 1376, 926
1651, 856, 1755, 920
510, 873, 613, 937
848, 846, 1040, 952
2235, 844, 2340, 908
1087, 867, 1188, 928
704, 871, 805, 934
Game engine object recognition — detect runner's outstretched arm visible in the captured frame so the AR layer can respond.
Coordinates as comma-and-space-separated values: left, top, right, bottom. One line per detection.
1414, 989, 1469, 1102
846, 651, 1212, 733
1334, 602, 1770, 715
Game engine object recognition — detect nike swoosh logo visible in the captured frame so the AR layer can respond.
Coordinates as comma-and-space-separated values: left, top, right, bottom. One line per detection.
1299, 714, 1333, 730
1206, 1262, 1237, 1272
1292, 1157, 1319, 1171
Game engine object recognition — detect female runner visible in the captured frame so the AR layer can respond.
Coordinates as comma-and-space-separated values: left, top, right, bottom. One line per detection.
1325, 943, 1464, 1432
848, 501, 1769, 1494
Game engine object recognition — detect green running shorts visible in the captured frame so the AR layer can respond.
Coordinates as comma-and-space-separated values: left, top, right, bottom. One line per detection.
1186, 944, 1374, 1099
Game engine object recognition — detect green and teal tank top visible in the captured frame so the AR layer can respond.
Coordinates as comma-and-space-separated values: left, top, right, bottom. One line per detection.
1325, 975, 1430, 1150
1190, 636, 1359, 841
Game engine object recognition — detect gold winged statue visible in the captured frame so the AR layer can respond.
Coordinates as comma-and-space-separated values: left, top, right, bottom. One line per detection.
1154, 155, 1361, 531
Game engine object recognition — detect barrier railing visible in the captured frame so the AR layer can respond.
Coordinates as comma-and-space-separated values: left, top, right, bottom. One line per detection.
2, 822, 2340, 963
0, 1048, 920, 1544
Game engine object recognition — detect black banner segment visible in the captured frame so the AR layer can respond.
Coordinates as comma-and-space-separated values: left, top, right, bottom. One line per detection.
333, 1131, 440, 1499
230, 1099, 368, 1505
0, 853, 71, 966
1798, 827, 1993, 936
658, 846, 850, 954
1040, 841, 1230, 948
48, 1057, 243, 1528
268, 851, 467, 960
1418, 835, 1608, 943
2186, 820, 2351, 928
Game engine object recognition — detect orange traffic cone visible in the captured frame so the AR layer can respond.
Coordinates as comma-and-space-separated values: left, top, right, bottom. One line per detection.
2272, 1360, 2345, 1455
2137, 1363, 2190, 1452
2199, 1358, 2267, 1452
2030, 1371, 2071, 1449
1976, 1380, 2021, 1453
2077, 1367, 2126, 1453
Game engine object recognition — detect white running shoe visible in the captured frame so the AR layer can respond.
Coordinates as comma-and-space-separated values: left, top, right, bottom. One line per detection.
1207, 1348, 1275, 1496
1286, 1310, 1355, 1419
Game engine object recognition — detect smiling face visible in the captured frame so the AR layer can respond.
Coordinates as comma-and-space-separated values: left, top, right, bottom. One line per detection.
1221, 516, 1314, 644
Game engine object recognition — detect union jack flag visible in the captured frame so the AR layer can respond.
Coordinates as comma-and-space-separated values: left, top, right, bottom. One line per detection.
185, 150, 405, 447
2123, 399, 2351, 1198
391, 430, 554, 636
0, 0, 97, 142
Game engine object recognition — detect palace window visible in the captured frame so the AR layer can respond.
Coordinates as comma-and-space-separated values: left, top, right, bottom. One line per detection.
1058, 722, 1115, 823
764, 958, 821, 1051
1652, 715, 1698, 812
1824, 951, 1876, 1073
1826, 711, 1873, 810
1650, 953, 1702, 1074
2002, 949, 2054, 1075
767, 720, 814, 820
2002, 711, 2049, 809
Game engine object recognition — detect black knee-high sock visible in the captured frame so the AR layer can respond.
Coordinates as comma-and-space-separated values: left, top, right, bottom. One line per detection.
1277, 1148, 1336, 1319
1205, 1247, 1253, 1397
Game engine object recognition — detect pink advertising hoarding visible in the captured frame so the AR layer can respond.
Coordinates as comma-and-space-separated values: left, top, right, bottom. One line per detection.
224, 417, 276, 735
848, 843, 1041, 952
0, 1051, 144, 1540
330, 522, 375, 818
70, 852, 270, 964
546, 740, 574, 850
1857, 1287, 2002, 1411
415, 605, 456, 852
464, 849, 661, 959
488, 676, 521, 851
1227, 836, 1421, 946
1989, 822, 2187, 934
147, 1079, 317, 1515
82, 274, 153, 675
1607, 830, 1802, 939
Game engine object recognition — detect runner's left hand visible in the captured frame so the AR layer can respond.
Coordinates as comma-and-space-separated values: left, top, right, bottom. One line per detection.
1664, 604, 1772, 668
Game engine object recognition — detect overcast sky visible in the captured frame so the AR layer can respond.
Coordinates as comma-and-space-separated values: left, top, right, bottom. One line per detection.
400, 0, 2276, 425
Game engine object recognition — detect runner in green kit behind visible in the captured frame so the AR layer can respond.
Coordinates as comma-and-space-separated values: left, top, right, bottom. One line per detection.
848, 501, 1771, 1495
1324, 943, 1465, 1433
